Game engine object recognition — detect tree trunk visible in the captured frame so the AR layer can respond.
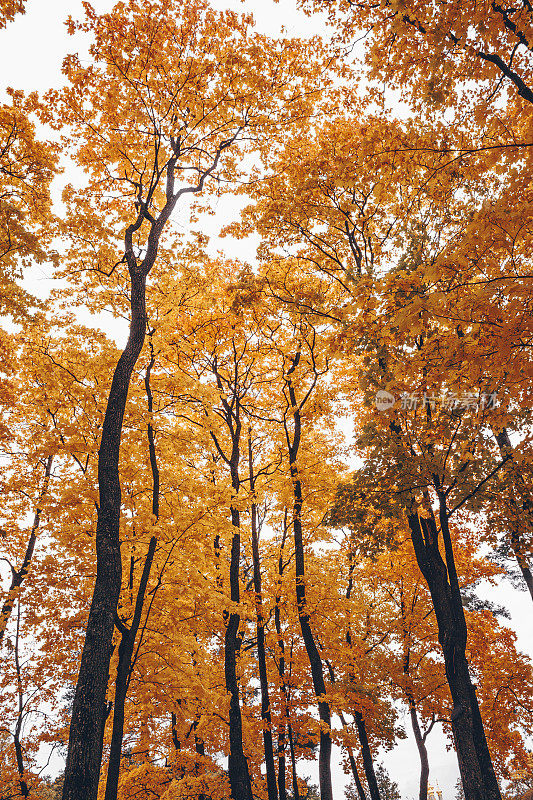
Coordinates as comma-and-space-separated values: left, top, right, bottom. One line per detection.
400, 585, 430, 800
103, 345, 160, 800
171, 712, 180, 752
408, 701, 429, 800
339, 711, 367, 800
325, 658, 369, 800
275, 513, 289, 800
285, 355, 333, 800
249, 436, 278, 800
62, 269, 148, 800
252, 504, 278, 800
210, 367, 253, 800
225, 505, 254, 800
103, 535, 157, 800
408, 502, 501, 800
292, 483, 333, 800
0, 454, 53, 646
493, 428, 533, 601
277, 713, 287, 800
61, 129, 238, 800
354, 710, 380, 800
14, 731, 29, 799
14, 602, 29, 798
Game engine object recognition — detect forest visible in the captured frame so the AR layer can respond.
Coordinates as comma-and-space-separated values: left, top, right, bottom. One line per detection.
0, 1, 532, 799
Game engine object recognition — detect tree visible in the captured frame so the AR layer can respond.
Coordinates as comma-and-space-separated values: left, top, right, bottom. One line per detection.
46, 3, 326, 798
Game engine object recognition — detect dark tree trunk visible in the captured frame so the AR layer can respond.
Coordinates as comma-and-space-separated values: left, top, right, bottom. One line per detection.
103, 346, 160, 800
192, 717, 207, 800
408, 702, 429, 800
339, 711, 367, 800
210, 382, 252, 800
14, 733, 29, 799
61, 130, 238, 800
63, 269, 148, 800
408, 500, 501, 800
325, 659, 370, 800
284, 354, 333, 800
0, 454, 53, 646
291, 475, 333, 800
342, 549, 374, 800
103, 536, 157, 800
252, 505, 278, 800
400, 584, 430, 800
225, 506, 253, 800
348, 748, 367, 800
493, 428, 533, 601
171, 712, 180, 752
275, 513, 289, 800
277, 714, 287, 800
353, 710, 380, 800
14, 604, 29, 798
249, 437, 278, 800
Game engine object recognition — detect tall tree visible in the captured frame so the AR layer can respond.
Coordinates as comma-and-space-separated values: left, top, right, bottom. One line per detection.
51, 3, 323, 798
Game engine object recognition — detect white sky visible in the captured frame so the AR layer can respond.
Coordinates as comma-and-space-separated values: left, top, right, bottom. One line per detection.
0, 2, 531, 799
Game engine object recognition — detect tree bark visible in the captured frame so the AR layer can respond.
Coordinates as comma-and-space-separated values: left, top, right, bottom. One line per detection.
408, 500, 501, 800
63, 269, 148, 800
61, 120, 240, 800
325, 657, 370, 800
408, 702, 429, 800
210, 376, 253, 800
339, 710, 367, 800
103, 535, 157, 800
14, 602, 29, 799
275, 512, 290, 800
104, 348, 161, 800
225, 504, 253, 800
249, 436, 278, 800
493, 428, 533, 600
353, 709, 380, 800
171, 712, 180, 752
284, 352, 333, 800
399, 583, 430, 800
277, 712, 287, 800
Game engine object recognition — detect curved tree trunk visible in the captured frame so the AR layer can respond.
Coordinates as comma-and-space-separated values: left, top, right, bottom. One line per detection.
225, 507, 253, 800
251, 503, 278, 800
339, 711, 367, 800
104, 345, 160, 800
275, 512, 290, 800
493, 428, 533, 601
408, 500, 501, 800
60, 110, 240, 800
63, 269, 148, 800
284, 352, 333, 800
354, 710, 380, 800
210, 373, 253, 800
408, 703, 430, 800
249, 436, 278, 800
399, 585, 430, 800
14, 602, 29, 799
288, 720, 301, 800
103, 535, 157, 800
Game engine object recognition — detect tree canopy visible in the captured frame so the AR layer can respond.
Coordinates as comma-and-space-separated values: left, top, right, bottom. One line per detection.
0, 2, 532, 800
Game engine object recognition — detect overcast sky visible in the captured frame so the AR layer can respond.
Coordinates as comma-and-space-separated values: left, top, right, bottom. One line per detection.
0, 2, 531, 799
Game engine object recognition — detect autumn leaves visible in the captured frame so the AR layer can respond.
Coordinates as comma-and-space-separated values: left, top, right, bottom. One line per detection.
1, 0, 533, 800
